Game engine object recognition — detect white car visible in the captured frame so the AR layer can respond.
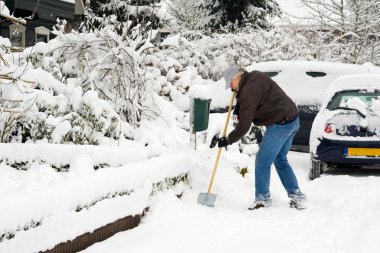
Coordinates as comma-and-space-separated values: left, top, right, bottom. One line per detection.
309, 74, 380, 180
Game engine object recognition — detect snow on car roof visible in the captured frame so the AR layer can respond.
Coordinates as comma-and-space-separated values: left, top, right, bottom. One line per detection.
320, 74, 380, 109
330, 74, 380, 92
246, 61, 380, 105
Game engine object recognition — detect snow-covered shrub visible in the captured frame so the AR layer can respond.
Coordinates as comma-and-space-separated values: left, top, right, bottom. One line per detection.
0, 63, 34, 143
0, 37, 11, 67
87, 0, 167, 31
197, 0, 281, 31
301, 0, 380, 65
151, 172, 190, 195
26, 19, 167, 127
18, 89, 120, 144
153, 26, 314, 82
0, 57, 121, 144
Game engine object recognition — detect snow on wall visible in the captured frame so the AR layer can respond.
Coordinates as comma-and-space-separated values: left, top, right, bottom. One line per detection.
0, 153, 193, 253
0, 143, 148, 167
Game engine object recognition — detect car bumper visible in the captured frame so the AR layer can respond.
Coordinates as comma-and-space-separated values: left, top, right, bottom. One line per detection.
315, 138, 380, 165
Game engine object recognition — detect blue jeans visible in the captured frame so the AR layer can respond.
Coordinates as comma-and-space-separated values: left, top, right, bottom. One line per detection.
255, 117, 304, 203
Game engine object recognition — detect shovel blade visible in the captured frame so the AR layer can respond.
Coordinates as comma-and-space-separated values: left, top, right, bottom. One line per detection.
197, 192, 217, 207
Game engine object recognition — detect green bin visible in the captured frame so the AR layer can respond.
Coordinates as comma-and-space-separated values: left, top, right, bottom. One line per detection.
193, 98, 211, 132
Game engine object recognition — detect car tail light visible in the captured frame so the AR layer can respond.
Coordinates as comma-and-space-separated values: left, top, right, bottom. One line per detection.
324, 124, 335, 134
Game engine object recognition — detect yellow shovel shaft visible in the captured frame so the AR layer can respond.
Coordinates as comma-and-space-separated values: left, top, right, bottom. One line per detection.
207, 92, 235, 193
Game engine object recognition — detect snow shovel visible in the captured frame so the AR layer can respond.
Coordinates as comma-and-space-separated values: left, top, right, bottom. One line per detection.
197, 92, 235, 207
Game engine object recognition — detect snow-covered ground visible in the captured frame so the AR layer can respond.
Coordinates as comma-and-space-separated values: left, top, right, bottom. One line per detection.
1, 60, 380, 252
77, 149, 380, 253
2, 132, 380, 253
2, 3, 380, 251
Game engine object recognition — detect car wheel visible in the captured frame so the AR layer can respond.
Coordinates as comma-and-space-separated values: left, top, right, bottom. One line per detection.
310, 157, 324, 180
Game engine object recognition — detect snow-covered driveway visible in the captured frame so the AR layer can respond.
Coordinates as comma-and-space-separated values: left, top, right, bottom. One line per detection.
80, 150, 380, 253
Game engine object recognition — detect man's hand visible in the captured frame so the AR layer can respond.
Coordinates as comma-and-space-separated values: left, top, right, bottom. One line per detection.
218, 137, 230, 148
210, 134, 220, 148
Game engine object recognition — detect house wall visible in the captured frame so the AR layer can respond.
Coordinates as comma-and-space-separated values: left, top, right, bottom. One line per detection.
5, 0, 75, 20
1, 0, 76, 47
0, 19, 57, 47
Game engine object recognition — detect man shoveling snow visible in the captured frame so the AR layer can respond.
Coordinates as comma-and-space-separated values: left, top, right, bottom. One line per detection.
214, 66, 307, 210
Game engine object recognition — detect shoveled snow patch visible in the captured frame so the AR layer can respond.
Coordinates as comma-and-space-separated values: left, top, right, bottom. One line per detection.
79, 151, 380, 253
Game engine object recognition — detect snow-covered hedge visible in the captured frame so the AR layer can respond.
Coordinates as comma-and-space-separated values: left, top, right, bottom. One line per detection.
150, 27, 315, 83
0, 35, 135, 144
0, 153, 193, 253
0, 142, 149, 170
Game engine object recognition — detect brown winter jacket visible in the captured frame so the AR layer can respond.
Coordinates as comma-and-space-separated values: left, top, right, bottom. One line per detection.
228, 70, 298, 144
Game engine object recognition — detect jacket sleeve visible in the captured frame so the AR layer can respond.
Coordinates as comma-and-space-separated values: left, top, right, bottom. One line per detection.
227, 74, 265, 144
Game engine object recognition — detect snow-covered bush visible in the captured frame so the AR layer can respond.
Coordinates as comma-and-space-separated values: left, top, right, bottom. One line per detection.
19, 90, 120, 144
0, 37, 11, 67
153, 26, 314, 82
88, 0, 167, 31
167, 0, 207, 30
301, 0, 380, 65
0, 60, 121, 144
26, 19, 167, 127
197, 0, 281, 31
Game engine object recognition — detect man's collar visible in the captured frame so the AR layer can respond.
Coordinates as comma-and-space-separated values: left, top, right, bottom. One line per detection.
236, 71, 249, 98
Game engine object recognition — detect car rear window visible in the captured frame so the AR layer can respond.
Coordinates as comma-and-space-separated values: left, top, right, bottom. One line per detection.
327, 90, 380, 110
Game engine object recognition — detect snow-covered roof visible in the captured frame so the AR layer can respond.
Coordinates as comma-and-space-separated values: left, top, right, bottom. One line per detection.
330, 74, 380, 92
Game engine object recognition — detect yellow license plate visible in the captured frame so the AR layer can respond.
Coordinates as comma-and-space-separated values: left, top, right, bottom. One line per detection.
346, 148, 380, 157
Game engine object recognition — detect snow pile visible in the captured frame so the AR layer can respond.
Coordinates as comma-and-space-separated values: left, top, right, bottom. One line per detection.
341, 97, 368, 117
0, 152, 193, 253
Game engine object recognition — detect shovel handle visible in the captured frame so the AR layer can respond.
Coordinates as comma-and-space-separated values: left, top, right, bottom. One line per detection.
207, 92, 235, 193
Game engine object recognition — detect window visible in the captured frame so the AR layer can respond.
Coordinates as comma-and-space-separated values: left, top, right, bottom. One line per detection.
327, 90, 380, 111
264, 71, 280, 78
306, 71, 327, 78
34, 26, 50, 43
9, 24, 26, 48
